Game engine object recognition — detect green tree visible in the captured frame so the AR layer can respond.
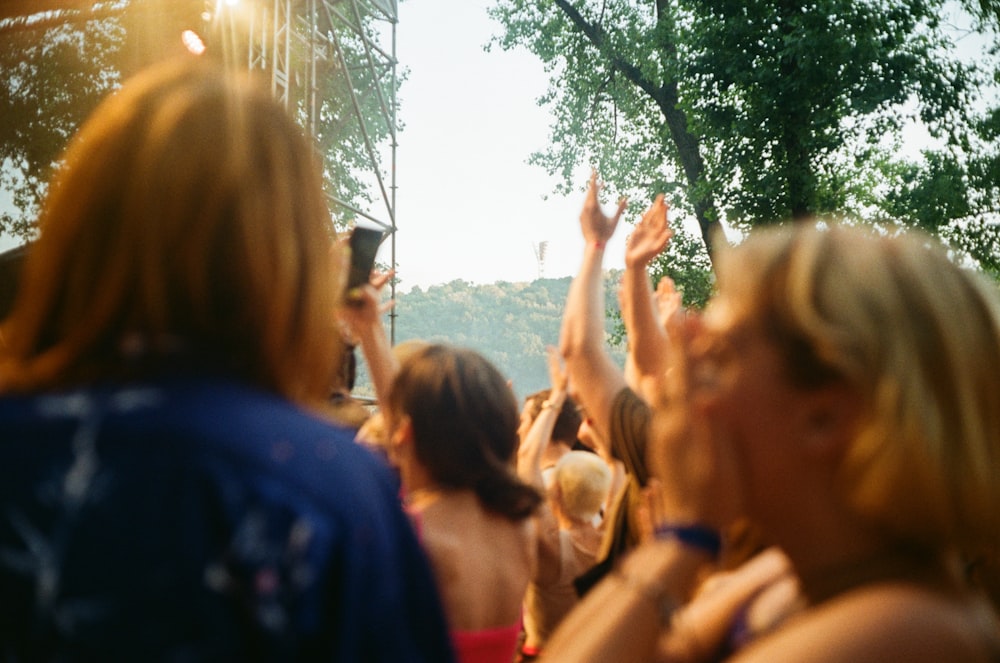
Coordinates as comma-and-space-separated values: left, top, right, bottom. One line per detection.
0, 0, 397, 239
0, 12, 124, 238
360, 275, 626, 402
488, 0, 998, 282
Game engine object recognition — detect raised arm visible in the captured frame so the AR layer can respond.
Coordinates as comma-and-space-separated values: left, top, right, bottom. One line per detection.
558, 171, 628, 446
517, 346, 569, 584
620, 194, 673, 403
338, 270, 397, 407
541, 310, 742, 663
516, 346, 568, 489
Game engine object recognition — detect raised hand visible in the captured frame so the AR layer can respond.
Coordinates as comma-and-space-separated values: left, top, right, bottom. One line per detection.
546, 344, 568, 394
579, 170, 628, 246
624, 194, 671, 269
645, 314, 742, 531
339, 269, 395, 338
654, 276, 684, 331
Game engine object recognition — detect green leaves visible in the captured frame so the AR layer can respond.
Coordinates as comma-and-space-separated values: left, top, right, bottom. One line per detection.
0, 1, 398, 239
488, 0, 1000, 280
0, 15, 122, 239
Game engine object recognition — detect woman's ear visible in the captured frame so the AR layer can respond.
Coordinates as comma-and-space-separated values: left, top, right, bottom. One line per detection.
390, 414, 414, 449
801, 384, 861, 461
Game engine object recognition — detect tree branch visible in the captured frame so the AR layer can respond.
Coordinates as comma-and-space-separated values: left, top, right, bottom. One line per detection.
552, 0, 721, 257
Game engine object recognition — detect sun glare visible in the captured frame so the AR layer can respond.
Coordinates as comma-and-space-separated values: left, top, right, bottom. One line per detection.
181, 29, 206, 56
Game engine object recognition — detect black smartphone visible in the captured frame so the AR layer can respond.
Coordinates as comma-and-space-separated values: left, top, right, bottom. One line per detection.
345, 225, 386, 297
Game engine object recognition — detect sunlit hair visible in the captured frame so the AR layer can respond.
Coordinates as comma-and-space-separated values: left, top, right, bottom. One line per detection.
552, 450, 610, 522
387, 343, 542, 521
0, 58, 342, 403
715, 222, 1000, 554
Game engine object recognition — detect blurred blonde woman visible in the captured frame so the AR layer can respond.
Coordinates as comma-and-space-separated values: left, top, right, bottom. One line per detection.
543, 215, 1000, 661
0, 58, 453, 661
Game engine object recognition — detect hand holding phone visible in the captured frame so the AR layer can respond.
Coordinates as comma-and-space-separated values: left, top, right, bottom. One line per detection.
345, 225, 386, 304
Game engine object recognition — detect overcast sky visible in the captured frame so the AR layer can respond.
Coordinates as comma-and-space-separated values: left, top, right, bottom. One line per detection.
388, 0, 627, 291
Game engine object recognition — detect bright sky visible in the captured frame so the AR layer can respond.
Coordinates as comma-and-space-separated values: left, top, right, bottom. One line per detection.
389, 0, 627, 292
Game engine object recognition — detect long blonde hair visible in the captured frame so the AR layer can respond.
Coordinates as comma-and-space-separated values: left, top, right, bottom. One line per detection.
716, 222, 1000, 554
0, 58, 342, 403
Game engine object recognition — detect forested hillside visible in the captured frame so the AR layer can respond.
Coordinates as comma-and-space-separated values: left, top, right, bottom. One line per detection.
353, 271, 627, 402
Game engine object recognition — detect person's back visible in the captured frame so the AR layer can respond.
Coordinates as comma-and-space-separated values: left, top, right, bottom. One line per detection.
0, 378, 451, 660
412, 490, 534, 635
521, 449, 610, 658
387, 344, 542, 663
0, 58, 454, 661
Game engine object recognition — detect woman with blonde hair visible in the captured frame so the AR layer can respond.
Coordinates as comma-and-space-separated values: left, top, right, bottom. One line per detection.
0, 58, 453, 661
542, 193, 1000, 661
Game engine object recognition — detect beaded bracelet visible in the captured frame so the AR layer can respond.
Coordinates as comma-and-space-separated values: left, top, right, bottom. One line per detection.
653, 523, 722, 558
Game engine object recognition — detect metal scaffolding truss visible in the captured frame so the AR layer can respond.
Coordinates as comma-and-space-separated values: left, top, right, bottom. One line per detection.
228, 0, 397, 227
213, 0, 399, 337
1, 0, 399, 242
0, 0, 401, 333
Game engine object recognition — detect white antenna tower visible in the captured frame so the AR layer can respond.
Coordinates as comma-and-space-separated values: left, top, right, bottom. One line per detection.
532, 240, 548, 280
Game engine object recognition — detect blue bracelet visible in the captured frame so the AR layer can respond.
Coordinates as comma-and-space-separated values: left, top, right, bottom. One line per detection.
653, 523, 722, 558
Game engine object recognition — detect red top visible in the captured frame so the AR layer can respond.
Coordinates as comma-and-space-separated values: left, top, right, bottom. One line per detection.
452, 622, 522, 663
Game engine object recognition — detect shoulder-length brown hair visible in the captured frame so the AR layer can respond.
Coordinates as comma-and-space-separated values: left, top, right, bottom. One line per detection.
387, 344, 542, 521
0, 58, 342, 403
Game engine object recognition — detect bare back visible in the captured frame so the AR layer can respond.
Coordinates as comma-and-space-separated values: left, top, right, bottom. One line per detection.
416, 489, 536, 632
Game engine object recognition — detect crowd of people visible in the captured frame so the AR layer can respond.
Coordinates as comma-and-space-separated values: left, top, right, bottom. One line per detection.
1, 54, 1000, 662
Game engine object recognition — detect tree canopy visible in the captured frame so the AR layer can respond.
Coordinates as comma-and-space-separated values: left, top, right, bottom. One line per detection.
353, 275, 627, 402
488, 0, 1000, 295
0, 0, 397, 239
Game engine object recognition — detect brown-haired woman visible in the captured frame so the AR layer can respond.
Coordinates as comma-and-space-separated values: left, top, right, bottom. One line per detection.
385, 343, 542, 663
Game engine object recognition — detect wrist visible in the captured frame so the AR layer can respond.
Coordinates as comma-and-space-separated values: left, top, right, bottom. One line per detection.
615, 566, 679, 627
653, 523, 722, 559
617, 538, 707, 623
540, 395, 565, 412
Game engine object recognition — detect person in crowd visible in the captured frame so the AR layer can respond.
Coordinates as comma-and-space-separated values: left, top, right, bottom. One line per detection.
517, 347, 613, 661
541, 186, 1000, 661
326, 340, 372, 430
0, 57, 454, 662
621, 273, 683, 406
573, 399, 626, 511
517, 382, 583, 487
560, 172, 675, 595
342, 280, 540, 663
384, 343, 541, 663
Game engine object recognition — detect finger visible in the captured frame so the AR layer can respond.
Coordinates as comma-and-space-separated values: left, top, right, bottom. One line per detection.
612, 196, 628, 223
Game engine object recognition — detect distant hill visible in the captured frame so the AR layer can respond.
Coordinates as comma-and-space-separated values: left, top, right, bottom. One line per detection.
353, 271, 627, 403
